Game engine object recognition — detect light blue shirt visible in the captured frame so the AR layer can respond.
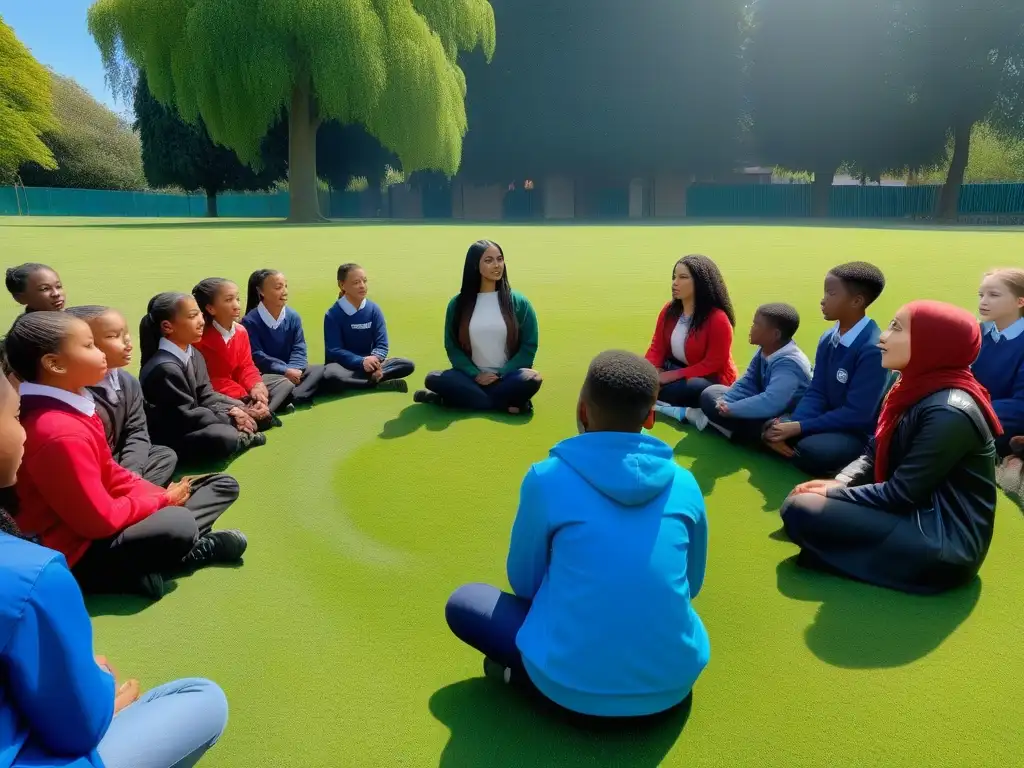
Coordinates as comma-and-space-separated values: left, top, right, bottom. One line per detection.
830, 315, 872, 348
337, 296, 367, 316
983, 317, 1024, 341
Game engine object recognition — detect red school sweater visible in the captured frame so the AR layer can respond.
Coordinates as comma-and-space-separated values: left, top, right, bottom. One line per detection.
644, 303, 738, 385
15, 396, 171, 567
194, 323, 263, 400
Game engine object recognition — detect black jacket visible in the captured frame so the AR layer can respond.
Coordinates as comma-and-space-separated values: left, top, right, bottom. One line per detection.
828, 388, 997, 576
89, 370, 152, 475
139, 349, 238, 443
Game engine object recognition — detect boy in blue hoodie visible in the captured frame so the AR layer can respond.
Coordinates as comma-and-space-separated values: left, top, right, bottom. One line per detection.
662, 303, 811, 441
763, 262, 890, 477
445, 350, 709, 720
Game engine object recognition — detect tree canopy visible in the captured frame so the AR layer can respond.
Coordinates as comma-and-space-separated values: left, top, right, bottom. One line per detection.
458, 0, 746, 184
88, 0, 496, 220
134, 74, 284, 215
19, 74, 144, 190
0, 16, 57, 182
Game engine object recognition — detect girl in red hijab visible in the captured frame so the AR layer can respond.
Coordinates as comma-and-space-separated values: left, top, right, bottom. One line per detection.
781, 300, 1000, 595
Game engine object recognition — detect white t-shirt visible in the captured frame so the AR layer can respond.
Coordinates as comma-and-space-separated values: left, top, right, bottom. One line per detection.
469, 293, 509, 372
670, 315, 691, 364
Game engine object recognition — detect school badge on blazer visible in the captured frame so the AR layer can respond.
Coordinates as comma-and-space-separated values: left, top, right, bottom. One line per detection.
836, 368, 849, 384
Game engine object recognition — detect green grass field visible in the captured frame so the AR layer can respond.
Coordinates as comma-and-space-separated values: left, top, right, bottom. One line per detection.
3, 218, 1023, 767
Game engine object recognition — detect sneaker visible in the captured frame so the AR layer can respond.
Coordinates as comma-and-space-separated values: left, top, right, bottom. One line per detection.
379, 379, 409, 394
270, 414, 284, 428
183, 530, 248, 569
281, 403, 296, 415
135, 572, 166, 601
654, 402, 686, 422
413, 389, 441, 405
239, 431, 267, 451
684, 407, 709, 431
483, 657, 511, 684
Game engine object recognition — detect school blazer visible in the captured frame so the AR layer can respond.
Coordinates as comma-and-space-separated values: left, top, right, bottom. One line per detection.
139, 350, 238, 443
89, 370, 154, 476
645, 304, 738, 385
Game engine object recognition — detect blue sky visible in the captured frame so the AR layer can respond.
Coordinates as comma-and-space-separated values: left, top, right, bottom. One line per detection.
1, 0, 122, 113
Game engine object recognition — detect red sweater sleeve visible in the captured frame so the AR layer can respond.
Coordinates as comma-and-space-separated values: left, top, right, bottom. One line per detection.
234, 327, 263, 392
680, 310, 735, 380
645, 303, 671, 368
25, 437, 169, 540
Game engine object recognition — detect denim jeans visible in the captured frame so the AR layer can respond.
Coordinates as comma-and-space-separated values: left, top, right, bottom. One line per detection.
97, 678, 228, 768
424, 369, 541, 411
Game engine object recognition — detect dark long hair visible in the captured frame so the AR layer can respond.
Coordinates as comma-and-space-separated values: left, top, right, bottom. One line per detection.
192, 278, 231, 325
668, 254, 736, 332
139, 292, 190, 367
451, 240, 519, 355
246, 269, 280, 314
2, 311, 75, 382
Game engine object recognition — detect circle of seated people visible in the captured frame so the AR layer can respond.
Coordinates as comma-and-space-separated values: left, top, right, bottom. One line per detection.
0, 254, 1021, 764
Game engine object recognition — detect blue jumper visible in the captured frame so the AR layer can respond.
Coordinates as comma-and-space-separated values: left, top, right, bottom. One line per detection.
973, 319, 1024, 437
792, 318, 888, 436
722, 341, 812, 420
0, 534, 115, 768
507, 431, 710, 717
241, 306, 309, 374
323, 299, 390, 371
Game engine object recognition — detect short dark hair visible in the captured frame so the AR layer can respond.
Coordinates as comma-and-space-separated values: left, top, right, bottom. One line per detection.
829, 262, 886, 306
2, 311, 76, 382
5, 263, 53, 297
756, 303, 800, 341
582, 350, 659, 432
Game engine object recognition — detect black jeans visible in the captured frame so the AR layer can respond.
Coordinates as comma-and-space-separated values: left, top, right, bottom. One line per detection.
72, 473, 240, 594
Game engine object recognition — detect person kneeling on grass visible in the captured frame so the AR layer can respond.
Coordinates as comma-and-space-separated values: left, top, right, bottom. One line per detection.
445, 350, 709, 720
781, 301, 1000, 595
0, 374, 228, 768
6, 312, 246, 601
658, 303, 811, 441
416, 240, 541, 414
68, 305, 178, 487
322, 263, 416, 393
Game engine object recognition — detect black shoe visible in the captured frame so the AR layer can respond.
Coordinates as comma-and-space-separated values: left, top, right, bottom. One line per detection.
270, 414, 284, 428
380, 379, 409, 394
414, 389, 441, 405
483, 657, 510, 684
281, 403, 296, 415
239, 431, 267, 451
183, 530, 248, 568
135, 572, 166, 601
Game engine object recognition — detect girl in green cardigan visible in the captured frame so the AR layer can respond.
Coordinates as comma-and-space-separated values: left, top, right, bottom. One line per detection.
414, 240, 542, 413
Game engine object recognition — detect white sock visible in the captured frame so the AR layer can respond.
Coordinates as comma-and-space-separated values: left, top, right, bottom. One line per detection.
685, 407, 709, 431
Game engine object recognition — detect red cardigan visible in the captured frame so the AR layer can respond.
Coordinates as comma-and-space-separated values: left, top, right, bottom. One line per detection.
194, 323, 263, 400
645, 303, 738, 385
15, 396, 170, 567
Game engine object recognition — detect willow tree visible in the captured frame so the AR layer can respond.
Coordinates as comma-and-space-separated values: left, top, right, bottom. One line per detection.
88, 0, 496, 221
0, 16, 57, 182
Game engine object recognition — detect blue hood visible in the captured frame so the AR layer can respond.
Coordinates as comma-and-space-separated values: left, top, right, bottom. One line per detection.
549, 432, 677, 507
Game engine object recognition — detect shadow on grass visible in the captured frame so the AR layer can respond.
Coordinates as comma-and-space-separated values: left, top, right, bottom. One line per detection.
379, 403, 533, 439
775, 556, 982, 669
429, 678, 691, 768
665, 425, 800, 513
85, 580, 179, 617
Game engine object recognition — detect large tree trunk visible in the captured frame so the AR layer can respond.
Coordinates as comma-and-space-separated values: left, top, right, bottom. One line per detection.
288, 78, 325, 223
938, 122, 972, 221
811, 166, 834, 217
205, 191, 218, 218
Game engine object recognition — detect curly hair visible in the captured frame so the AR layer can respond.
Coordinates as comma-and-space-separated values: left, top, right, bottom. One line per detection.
829, 262, 886, 306
668, 254, 736, 331
582, 350, 660, 431
756, 302, 801, 342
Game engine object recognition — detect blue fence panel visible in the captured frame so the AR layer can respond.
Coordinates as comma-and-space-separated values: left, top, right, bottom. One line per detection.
687, 184, 812, 217
958, 183, 1024, 214
827, 185, 938, 218
217, 191, 290, 218
329, 190, 363, 218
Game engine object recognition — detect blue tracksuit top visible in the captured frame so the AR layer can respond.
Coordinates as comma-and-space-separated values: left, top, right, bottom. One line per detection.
722, 340, 812, 420
240, 306, 309, 374
323, 298, 390, 371
792, 318, 888, 436
0, 534, 115, 768
506, 431, 710, 717
972, 319, 1024, 436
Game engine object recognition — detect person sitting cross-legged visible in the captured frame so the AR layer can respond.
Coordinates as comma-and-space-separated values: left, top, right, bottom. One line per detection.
445, 350, 708, 721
